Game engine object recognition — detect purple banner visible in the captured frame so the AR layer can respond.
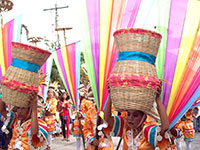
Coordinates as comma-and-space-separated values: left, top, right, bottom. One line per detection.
86, 0, 100, 103
56, 49, 73, 105
0, 65, 2, 81
7, 19, 14, 67
70, 43, 76, 96
162, 0, 189, 109
120, 0, 141, 28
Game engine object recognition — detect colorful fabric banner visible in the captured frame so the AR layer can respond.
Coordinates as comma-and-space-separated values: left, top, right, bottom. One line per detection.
170, 84, 200, 129
162, 0, 189, 109
0, 65, 2, 81
77, 0, 142, 112
0, 16, 22, 78
167, 0, 200, 116
40, 54, 53, 101
74, 0, 200, 128
155, 0, 171, 97
53, 41, 81, 111
168, 26, 200, 122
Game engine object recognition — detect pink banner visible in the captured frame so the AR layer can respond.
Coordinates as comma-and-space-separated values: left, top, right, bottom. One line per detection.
162, 0, 189, 109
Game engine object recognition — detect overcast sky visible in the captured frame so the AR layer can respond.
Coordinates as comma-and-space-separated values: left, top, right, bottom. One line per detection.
2, 0, 80, 48
2, 0, 161, 50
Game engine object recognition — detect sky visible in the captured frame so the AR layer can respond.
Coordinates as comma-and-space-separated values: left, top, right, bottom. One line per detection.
2, 0, 163, 50
2, 0, 80, 49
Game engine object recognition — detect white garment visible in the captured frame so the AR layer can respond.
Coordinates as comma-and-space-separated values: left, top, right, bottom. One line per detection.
55, 121, 62, 134
48, 134, 52, 147
176, 142, 182, 150
76, 137, 84, 150
185, 141, 192, 150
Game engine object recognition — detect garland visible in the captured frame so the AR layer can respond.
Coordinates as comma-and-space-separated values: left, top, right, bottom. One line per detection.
108, 74, 160, 90
12, 42, 51, 56
1, 77, 39, 93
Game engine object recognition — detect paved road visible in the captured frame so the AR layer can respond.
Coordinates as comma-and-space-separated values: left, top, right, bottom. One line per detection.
52, 132, 200, 150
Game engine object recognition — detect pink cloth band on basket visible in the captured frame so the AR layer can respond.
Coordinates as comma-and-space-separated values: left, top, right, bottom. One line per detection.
113, 28, 162, 40
109, 74, 160, 90
1, 77, 39, 93
12, 42, 50, 55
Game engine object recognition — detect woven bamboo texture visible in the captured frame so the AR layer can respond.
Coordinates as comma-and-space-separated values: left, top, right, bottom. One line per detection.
111, 61, 157, 77
1, 42, 51, 107
110, 86, 156, 112
114, 28, 161, 56
12, 45, 50, 66
109, 28, 161, 112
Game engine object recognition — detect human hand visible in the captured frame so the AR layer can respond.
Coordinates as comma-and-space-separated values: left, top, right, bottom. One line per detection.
156, 81, 162, 101
45, 110, 51, 116
91, 138, 99, 146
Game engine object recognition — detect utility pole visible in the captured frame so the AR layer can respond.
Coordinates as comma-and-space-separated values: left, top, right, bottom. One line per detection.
55, 27, 72, 46
43, 3, 69, 47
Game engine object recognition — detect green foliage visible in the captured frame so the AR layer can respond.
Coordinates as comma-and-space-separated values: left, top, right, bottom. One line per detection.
50, 59, 65, 89
80, 52, 85, 65
43, 37, 88, 89
43, 37, 60, 52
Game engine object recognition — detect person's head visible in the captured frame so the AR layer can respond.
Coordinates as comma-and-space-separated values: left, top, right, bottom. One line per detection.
47, 89, 56, 99
127, 110, 147, 129
77, 112, 83, 119
61, 92, 69, 100
16, 106, 31, 121
78, 84, 87, 100
79, 91, 86, 100
86, 91, 93, 99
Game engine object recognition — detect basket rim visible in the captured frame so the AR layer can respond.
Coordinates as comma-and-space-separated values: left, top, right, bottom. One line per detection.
113, 28, 162, 40
12, 42, 51, 56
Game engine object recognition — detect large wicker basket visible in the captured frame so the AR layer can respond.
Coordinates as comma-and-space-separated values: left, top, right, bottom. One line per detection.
108, 28, 162, 113
1, 42, 51, 107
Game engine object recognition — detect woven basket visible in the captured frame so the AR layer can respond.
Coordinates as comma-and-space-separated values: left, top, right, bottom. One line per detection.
1, 42, 51, 108
108, 28, 162, 113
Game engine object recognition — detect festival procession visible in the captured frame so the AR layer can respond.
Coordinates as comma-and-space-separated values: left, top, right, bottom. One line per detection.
0, 0, 200, 150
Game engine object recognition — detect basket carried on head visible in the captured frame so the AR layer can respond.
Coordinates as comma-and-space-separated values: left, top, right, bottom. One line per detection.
108, 28, 162, 114
1, 42, 51, 108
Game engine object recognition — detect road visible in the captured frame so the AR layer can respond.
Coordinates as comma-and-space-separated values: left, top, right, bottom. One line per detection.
52, 132, 200, 150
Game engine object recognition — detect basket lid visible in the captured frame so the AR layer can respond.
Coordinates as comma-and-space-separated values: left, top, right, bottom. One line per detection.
113, 28, 162, 39
11, 42, 51, 67
113, 28, 162, 58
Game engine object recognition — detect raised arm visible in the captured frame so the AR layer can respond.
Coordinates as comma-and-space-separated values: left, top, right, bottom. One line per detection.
156, 97, 169, 134
30, 92, 39, 135
104, 96, 114, 127
156, 83, 169, 134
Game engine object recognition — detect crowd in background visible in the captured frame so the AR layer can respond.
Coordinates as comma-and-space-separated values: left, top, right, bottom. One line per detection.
1, 83, 200, 150
32, 82, 200, 150
40, 83, 97, 150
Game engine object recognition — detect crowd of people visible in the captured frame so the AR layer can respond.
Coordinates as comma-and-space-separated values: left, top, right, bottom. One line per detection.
0, 81, 200, 150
